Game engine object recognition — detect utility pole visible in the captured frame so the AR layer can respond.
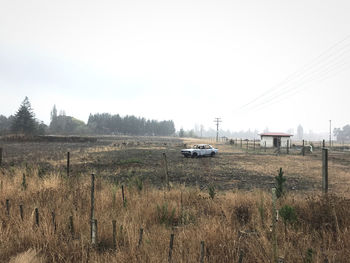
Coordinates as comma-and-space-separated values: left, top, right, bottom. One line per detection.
214, 118, 222, 142
329, 120, 332, 148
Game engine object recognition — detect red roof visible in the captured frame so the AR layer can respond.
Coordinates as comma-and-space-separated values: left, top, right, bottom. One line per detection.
259, 132, 293, 137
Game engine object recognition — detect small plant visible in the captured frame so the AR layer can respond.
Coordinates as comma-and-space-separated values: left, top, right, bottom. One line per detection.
123, 197, 127, 208
275, 168, 286, 198
304, 248, 313, 263
37, 166, 45, 178
133, 175, 143, 192
21, 173, 27, 191
208, 184, 216, 199
235, 204, 251, 225
156, 202, 176, 226
279, 205, 297, 235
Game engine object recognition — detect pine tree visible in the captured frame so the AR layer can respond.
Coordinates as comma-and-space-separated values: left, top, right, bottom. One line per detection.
11, 97, 37, 135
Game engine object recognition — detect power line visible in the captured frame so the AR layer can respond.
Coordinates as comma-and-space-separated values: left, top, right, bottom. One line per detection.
236, 34, 350, 113
238, 35, 350, 111
249, 54, 350, 112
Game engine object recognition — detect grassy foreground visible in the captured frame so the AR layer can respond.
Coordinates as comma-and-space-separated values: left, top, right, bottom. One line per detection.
1, 165, 350, 263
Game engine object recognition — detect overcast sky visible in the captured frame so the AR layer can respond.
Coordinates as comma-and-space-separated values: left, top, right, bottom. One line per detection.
0, 0, 349, 134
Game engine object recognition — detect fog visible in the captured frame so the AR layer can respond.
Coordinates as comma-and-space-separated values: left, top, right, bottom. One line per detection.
1, 0, 349, 135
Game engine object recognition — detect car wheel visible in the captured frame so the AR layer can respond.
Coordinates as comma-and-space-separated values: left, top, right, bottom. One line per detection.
211, 152, 215, 157
192, 152, 198, 158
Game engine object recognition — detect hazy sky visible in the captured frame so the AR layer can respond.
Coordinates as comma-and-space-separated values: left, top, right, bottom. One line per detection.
1, 0, 349, 133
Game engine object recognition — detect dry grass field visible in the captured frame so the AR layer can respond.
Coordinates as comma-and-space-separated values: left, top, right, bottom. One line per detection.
0, 136, 350, 262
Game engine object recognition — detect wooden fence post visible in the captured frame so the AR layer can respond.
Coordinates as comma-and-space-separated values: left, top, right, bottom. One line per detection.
67, 152, 70, 177
322, 139, 325, 148
238, 250, 244, 263
200, 241, 205, 263
163, 153, 170, 190
122, 185, 126, 207
90, 174, 96, 245
138, 228, 144, 247
264, 141, 267, 152
35, 208, 39, 226
168, 233, 174, 263
302, 140, 305, 156
112, 220, 117, 250
322, 148, 328, 194
246, 140, 248, 152
93, 219, 98, 244
19, 204, 23, 221
69, 215, 74, 238
6, 199, 10, 216
253, 139, 256, 151
240, 139, 242, 148
52, 211, 57, 233
287, 140, 289, 154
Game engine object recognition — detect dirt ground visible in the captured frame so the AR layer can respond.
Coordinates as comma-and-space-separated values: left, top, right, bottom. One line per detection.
1, 136, 349, 195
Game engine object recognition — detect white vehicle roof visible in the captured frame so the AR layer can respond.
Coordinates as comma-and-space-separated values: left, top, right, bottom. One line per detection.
193, 144, 214, 147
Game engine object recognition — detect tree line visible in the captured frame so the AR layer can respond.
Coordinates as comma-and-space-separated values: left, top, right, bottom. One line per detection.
87, 113, 175, 136
0, 97, 175, 136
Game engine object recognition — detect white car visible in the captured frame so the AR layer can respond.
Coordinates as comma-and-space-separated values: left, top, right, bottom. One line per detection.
181, 144, 218, 158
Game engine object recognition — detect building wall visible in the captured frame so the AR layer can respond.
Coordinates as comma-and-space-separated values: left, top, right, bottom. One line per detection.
260, 136, 291, 148
280, 137, 291, 147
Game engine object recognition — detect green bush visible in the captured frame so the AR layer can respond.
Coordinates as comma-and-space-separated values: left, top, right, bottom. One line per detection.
279, 205, 297, 225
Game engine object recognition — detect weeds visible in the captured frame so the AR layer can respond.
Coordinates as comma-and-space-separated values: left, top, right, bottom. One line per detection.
21, 173, 27, 191
208, 184, 216, 199
304, 248, 313, 263
156, 202, 176, 227
133, 175, 143, 192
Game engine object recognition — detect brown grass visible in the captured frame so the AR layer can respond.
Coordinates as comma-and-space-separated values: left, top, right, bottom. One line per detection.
1, 137, 350, 262
1, 165, 350, 263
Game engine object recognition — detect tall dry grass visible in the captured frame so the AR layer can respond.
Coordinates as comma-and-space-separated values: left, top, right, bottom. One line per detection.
1, 166, 350, 262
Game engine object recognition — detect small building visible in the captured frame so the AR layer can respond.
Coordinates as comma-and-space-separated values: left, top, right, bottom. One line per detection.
259, 132, 293, 148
